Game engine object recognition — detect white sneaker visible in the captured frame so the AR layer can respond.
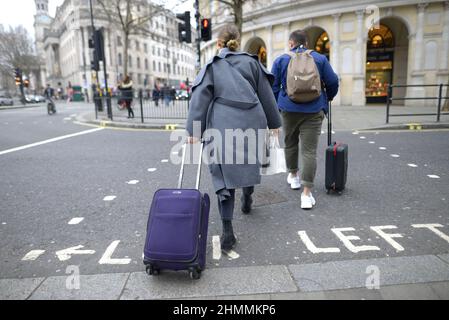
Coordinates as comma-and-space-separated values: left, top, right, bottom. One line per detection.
287, 173, 301, 190
301, 192, 316, 210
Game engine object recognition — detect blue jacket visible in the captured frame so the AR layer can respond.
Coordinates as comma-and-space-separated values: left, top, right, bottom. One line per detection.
271, 46, 339, 114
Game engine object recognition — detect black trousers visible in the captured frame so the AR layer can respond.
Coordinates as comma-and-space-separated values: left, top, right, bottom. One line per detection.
126, 101, 134, 117
218, 186, 254, 221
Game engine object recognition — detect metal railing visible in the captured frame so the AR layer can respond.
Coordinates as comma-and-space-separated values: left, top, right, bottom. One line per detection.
93, 89, 190, 122
386, 83, 449, 123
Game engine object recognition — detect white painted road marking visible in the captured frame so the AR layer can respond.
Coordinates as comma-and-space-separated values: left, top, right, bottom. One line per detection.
427, 175, 440, 179
98, 240, 131, 265
379, 147, 387, 150
103, 195, 116, 201
212, 235, 221, 260
0, 128, 104, 156
68, 217, 84, 225
147, 168, 157, 172
369, 141, 375, 144
390, 154, 400, 158
370, 226, 405, 252
56, 245, 95, 261
161, 159, 169, 163
297, 231, 340, 254
22, 250, 46, 261
412, 224, 449, 243
408, 164, 418, 168
360, 136, 366, 140
126, 180, 139, 185
331, 228, 381, 253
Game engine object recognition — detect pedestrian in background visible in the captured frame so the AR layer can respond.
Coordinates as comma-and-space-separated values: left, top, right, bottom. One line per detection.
271, 30, 339, 209
118, 75, 134, 118
66, 81, 73, 103
162, 84, 170, 107
170, 86, 176, 106
186, 24, 282, 252
152, 84, 160, 107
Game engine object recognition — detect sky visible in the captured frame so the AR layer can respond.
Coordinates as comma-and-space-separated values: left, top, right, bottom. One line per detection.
0, 0, 195, 40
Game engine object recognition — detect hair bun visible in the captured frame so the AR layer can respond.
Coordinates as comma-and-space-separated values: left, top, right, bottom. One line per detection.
226, 39, 239, 51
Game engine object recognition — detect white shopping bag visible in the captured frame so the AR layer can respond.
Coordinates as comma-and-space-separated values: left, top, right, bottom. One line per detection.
261, 134, 287, 175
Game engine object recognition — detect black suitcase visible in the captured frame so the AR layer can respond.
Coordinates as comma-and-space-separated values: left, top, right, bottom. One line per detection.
325, 101, 348, 193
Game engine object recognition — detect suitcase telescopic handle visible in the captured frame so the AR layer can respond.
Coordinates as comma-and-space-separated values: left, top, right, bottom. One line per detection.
177, 141, 204, 189
327, 101, 331, 146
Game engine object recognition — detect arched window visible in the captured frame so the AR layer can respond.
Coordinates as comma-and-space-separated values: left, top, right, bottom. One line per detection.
367, 25, 394, 49
315, 32, 330, 59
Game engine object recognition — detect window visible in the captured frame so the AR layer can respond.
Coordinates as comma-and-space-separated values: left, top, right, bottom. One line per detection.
167, 64, 171, 74
117, 36, 122, 46
158, 62, 161, 72
177, 66, 180, 74
137, 57, 141, 68
145, 58, 149, 70
118, 53, 122, 66
367, 24, 394, 49
157, 48, 160, 56
153, 61, 156, 71
129, 55, 132, 68
144, 43, 148, 53
136, 41, 140, 51
163, 63, 166, 72
152, 46, 155, 54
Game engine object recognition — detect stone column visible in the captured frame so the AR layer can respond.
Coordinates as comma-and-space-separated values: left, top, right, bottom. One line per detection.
437, 2, 449, 87
352, 10, 366, 106
266, 25, 273, 70
407, 3, 428, 105
284, 22, 290, 52
331, 13, 341, 105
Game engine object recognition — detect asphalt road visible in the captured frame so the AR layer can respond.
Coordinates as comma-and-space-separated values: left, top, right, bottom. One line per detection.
0, 105, 448, 280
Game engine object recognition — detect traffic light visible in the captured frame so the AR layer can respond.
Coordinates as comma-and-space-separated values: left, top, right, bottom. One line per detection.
176, 11, 191, 43
23, 79, 30, 88
89, 29, 104, 71
201, 18, 212, 41
14, 68, 22, 86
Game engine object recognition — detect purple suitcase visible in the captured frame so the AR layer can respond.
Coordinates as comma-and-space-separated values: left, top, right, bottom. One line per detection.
143, 143, 210, 279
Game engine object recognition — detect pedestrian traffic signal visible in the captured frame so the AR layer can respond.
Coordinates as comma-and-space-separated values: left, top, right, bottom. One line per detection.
23, 79, 29, 88
201, 18, 212, 41
176, 11, 191, 43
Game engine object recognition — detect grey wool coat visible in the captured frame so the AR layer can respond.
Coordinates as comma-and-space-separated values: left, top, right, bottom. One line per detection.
186, 48, 282, 198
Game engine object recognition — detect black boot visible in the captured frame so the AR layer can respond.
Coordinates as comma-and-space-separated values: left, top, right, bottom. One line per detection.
241, 194, 253, 214
221, 220, 236, 251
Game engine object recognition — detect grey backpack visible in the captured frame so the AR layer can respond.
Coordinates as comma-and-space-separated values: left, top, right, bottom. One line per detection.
286, 49, 322, 103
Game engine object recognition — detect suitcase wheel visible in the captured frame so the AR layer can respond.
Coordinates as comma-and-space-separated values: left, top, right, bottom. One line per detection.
189, 267, 201, 280
146, 265, 160, 276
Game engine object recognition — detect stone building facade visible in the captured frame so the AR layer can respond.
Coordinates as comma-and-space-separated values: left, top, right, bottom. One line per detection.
200, 0, 449, 106
34, 0, 197, 95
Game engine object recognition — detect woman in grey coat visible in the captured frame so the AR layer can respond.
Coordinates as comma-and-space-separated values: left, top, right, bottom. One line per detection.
186, 24, 282, 251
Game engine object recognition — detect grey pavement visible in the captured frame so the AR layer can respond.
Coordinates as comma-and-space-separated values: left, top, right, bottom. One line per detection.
2, 255, 449, 299
73, 101, 449, 131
